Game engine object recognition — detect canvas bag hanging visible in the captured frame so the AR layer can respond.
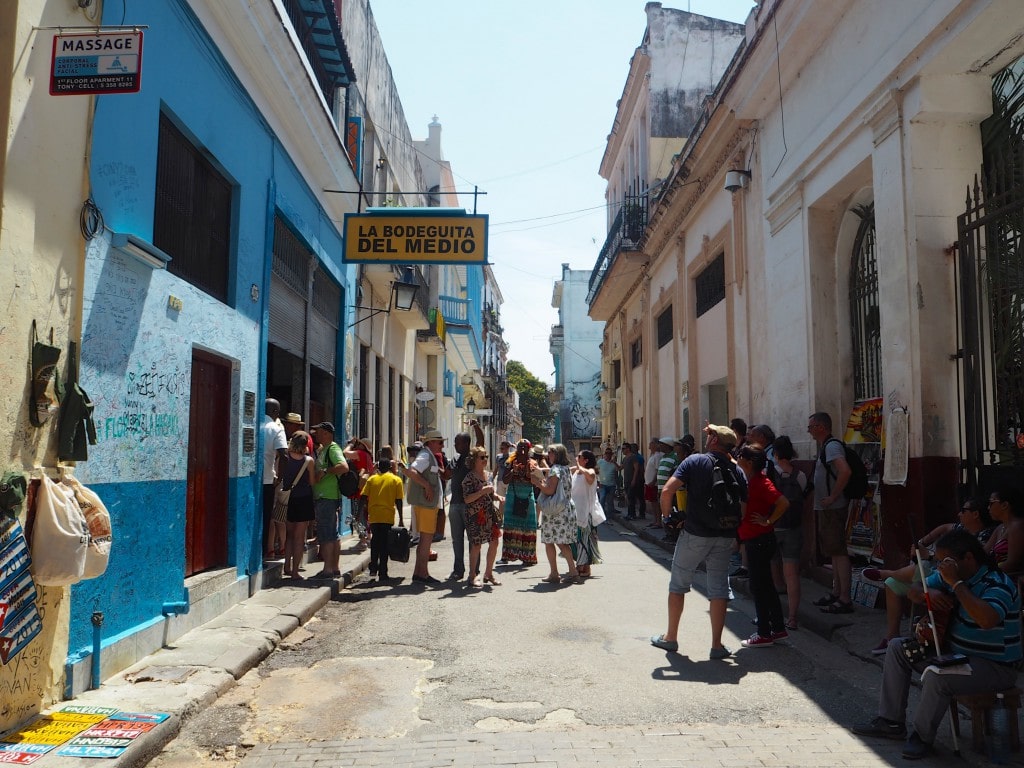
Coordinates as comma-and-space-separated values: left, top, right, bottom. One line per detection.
30, 473, 89, 586
62, 474, 112, 579
29, 321, 62, 427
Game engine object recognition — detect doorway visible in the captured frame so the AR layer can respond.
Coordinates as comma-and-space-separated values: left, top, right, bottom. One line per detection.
185, 349, 231, 576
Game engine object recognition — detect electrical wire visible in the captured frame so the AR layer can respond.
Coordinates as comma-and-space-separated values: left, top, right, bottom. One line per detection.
80, 198, 103, 240
770, 13, 788, 177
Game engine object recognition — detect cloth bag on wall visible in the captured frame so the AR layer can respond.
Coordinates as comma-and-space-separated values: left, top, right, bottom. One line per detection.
63, 474, 112, 579
30, 473, 89, 586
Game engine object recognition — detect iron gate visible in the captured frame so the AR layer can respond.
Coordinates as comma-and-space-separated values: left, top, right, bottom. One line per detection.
955, 146, 1024, 493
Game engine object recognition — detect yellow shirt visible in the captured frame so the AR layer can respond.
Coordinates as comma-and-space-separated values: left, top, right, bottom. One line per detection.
361, 471, 405, 525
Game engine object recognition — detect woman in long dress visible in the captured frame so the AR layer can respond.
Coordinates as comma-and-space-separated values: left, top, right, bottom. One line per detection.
499, 439, 539, 565
571, 449, 603, 578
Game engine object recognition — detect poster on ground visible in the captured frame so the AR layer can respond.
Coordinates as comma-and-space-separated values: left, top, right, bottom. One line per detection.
843, 397, 884, 560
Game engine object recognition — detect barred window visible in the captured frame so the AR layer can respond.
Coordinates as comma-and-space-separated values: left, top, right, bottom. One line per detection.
630, 338, 642, 369
154, 114, 232, 304
849, 204, 881, 400
695, 254, 725, 318
657, 306, 673, 348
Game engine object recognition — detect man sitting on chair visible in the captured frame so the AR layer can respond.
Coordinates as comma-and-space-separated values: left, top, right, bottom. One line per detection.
853, 529, 1021, 760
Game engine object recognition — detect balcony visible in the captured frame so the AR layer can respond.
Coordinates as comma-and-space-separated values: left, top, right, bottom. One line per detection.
416, 307, 446, 354
280, 0, 356, 114
440, 294, 482, 368
586, 194, 650, 321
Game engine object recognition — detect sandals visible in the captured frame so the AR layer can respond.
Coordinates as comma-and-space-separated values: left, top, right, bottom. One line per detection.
812, 593, 839, 607
785, 619, 799, 631
820, 601, 854, 614
542, 575, 560, 583
483, 574, 502, 586
650, 635, 679, 652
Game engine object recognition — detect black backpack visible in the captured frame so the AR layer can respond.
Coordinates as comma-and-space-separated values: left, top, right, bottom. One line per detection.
701, 454, 743, 532
326, 444, 359, 497
821, 437, 868, 500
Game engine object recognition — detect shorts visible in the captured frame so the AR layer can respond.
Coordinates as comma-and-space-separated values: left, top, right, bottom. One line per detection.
885, 561, 931, 596
413, 504, 438, 535
817, 507, 849, 557
644, 483, 657, 502
774, 527, 803, 563
315, 498, 340, 543
668, 530, 733, 600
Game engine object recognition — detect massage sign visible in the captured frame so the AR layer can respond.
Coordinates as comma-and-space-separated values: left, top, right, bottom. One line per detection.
50, 31, 144, 96
343, 212, 488, 265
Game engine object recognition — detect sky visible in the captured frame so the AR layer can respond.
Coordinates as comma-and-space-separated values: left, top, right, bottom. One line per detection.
369, 1, 757, 385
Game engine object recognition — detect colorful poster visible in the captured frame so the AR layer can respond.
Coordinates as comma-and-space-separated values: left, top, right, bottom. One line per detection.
0, 518, 40, 666
843, 398, 884, 559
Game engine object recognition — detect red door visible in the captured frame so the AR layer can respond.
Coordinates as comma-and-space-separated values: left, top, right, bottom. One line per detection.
185, 349, 230, 576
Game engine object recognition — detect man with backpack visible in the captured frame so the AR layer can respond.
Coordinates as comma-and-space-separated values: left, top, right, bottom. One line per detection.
650, 424, 747, 660
311, 422, 350, 579
808, 411, 856, 614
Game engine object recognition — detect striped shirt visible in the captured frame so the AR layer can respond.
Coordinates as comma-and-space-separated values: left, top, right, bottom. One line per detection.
656, 453, 680, 491
926, 565, 1022, 663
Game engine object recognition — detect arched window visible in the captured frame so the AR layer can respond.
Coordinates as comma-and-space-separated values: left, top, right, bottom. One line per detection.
849, 204, 881, 400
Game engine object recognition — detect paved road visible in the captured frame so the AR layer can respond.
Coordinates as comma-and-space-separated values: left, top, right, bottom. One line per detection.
148, 522, 965, 767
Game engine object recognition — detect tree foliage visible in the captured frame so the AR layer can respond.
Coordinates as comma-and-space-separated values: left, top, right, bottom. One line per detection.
506, 360, 554, 443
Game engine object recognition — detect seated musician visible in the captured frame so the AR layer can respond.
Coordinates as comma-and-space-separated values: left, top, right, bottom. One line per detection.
853, 529, 1021, 760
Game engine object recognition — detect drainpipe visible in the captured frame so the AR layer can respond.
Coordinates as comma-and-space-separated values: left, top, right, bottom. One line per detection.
90, 611, 103, 690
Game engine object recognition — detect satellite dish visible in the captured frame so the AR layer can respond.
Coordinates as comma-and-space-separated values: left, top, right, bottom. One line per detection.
415, 391, 435, 402
417, 406, 435, 426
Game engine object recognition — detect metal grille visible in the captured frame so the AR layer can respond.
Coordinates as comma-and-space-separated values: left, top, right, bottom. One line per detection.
154, 114, 231, 303
956, 148, 1024, 488
695, 254, 725, 318
272, 217, 310, 295
849, 204, 881, 400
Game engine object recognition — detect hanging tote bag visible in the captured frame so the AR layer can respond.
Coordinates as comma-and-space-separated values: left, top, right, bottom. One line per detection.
63, 474, 112, 579
30, 474, 89, 586
29, 321, 62, 427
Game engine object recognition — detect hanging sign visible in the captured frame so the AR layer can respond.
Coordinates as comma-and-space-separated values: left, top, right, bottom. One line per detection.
50, 31, 144, 96
343, 210, 488, 264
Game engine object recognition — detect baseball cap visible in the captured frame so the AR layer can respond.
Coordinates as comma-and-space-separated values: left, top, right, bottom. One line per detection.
311, 421, 335, 433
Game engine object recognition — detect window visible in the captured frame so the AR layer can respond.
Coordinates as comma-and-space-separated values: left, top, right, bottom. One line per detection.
154, 114, 232, 303
630, 338, 642, 369
612, 360, 621, 390
849, 204, 881, 400
695, 253, 725, 318
657, 306, 673, 348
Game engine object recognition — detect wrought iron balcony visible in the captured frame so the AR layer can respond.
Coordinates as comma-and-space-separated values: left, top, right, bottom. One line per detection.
586, 194, 649, 318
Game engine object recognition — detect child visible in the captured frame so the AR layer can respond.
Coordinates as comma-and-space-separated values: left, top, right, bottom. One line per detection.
361, 458, 405, 580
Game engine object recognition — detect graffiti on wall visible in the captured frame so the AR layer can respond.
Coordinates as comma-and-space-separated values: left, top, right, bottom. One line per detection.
78, 240, 259, 483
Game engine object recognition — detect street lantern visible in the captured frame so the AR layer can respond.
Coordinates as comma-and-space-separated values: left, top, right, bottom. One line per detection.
465, 397, 476, 414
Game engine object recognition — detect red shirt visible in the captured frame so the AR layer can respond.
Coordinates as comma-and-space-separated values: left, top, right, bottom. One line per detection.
738, 472, 782, 542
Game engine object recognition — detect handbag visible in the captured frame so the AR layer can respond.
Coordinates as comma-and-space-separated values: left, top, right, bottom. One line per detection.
62, 474, 112, 579
30, 474, 89, 586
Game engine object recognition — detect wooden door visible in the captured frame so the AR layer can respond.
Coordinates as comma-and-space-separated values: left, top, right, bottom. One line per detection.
185, 349, 230, 576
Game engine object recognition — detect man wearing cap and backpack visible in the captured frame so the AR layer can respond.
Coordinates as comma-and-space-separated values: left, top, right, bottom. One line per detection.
651, 424, 747, 660
311, 422, 350, 579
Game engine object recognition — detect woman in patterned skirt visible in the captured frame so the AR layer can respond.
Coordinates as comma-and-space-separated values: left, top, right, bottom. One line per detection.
500, 439, 539, 565
537, 443, 580, 584
463, 446, 503, 587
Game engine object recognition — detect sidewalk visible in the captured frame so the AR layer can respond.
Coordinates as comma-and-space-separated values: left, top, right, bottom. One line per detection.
11, 538, 371, 768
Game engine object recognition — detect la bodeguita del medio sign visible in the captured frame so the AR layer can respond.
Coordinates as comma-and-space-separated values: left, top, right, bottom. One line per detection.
343, 210, 488, 264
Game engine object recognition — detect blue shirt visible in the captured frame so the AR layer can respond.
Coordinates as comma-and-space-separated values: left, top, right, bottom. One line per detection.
926, 565, 1022, 663
672, 451, 747, 538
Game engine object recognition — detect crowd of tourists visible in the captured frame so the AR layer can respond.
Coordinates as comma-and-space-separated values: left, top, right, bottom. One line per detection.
260, 398, 606, 589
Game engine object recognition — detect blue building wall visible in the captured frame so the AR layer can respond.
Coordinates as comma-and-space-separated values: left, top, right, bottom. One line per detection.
70, 0, 353, 658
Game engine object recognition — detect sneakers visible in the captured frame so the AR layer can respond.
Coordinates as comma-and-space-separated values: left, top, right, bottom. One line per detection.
709, 646, 732, 660
741, 633, 775, 648
770, 629, 789, 642
871, 638, 891, 655
901, 732, 933, 760
852, 716, 907, 740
